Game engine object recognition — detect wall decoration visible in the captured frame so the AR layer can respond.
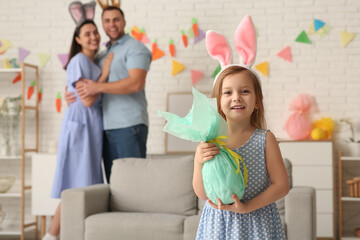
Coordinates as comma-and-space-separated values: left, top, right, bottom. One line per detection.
38, 88, 43, 103
18, 47, 30, 62
180, 30, 188, 47
12, 73, 21, 84
27, 81, 36, 100
191, 69, 204, 85
187, 26, 194, 39
295, 30, 311, 44
171, 60, 185, 76
194, 28, 206, 44
0, 38, 13, 53
192, 18, 198, 37
38, 53, 51, 68
277, 46, 292, 62
211, 64, 221, 78
255, 61, 269, 76
151, 39, 165, 61
314, 19, 326, 31
56, 92, 61, 113
168, 38, 176, 57
340, 31, 356, 48
318, 25, 331, 39
307, 21, 316, 35
57, 54, 69, 68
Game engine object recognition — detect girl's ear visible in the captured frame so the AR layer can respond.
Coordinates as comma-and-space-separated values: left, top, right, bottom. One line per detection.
75, 36, 82, 46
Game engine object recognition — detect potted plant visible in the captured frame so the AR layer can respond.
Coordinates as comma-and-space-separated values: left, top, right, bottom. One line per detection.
340, 118, 360, 156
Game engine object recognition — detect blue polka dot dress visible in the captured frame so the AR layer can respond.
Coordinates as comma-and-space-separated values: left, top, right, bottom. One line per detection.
196, 129, 286, 240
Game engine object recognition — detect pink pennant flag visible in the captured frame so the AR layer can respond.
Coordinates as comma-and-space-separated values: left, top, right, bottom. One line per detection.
191, 69, 204, 85
102, 41, 109, 47
194, 28, 206, 44
57, 54, 69, 68
141, 35, 150, 44
18, 47, 30, 62
277, 46, 292, 63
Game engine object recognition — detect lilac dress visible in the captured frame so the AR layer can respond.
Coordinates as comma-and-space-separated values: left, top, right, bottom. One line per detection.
51, 53, 103, 198
196, 129, 286, 239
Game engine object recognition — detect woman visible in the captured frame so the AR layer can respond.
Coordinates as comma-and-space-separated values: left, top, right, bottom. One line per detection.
42, 9, 113, 240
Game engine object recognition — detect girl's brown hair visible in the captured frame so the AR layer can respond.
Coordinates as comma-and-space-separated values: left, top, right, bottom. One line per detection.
211, 65, 266, 129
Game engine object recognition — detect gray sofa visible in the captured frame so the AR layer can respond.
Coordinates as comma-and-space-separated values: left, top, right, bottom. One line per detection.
61, 155, 316, 240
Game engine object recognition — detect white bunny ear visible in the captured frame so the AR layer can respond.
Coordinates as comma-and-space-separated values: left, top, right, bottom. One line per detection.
69, 1, 85, 26
84, 1, 96, 20
206, 30, 233, 68
234, 15, 256, 67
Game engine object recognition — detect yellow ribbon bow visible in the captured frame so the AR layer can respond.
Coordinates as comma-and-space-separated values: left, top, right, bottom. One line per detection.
208, 135, 248, 187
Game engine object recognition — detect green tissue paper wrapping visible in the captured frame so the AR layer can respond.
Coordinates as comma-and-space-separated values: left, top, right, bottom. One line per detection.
158, 88, 246, 204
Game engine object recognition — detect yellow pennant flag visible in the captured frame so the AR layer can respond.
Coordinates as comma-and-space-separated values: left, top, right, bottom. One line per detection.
255, 61, 269, 77
38, 53, 51, 68
172, 60, 185, 76
307, 21, 316, 35
0, 38, 13, 52
340, 31, 356, 48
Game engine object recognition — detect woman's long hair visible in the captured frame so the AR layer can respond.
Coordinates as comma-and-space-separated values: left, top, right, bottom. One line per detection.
64, 20, 97, 70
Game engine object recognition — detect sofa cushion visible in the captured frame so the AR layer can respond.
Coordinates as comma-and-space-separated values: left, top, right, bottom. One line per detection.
110, 155, 197, 215
183, 215, 201, 240
85, 212, 185, 240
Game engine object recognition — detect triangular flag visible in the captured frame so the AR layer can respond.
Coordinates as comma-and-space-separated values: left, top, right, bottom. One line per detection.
172, 60, 185, 76
38, 53, 51, 68
277, 46, 292, 63
318, 25, 332, 39
194, 28, 206, 44
57, 54, 69, 68
187, 26, 194, 39
295, 30, 311, 44
141, 35, 150, 44
307, 21, 316, 35
102, 41, 109, 46
18, 47, 30, 62
340, 31, 356, 48
255, 62, 269, 76
314, 19, 326, 32
0, 38, 13, 52
152, 48, 165, 61
211, 64, 222, 78
0, 40, 2, 47
191, 69, 204, 85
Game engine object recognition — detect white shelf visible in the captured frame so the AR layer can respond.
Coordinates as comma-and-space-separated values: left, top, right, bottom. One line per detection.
341, 156, 360, 161
0, 68, 21, 73
0, 226, 21, 236
342, 237, 360, 240
0, 156, 21, 160
0, 193, 21, 198
341, 197, 360, 201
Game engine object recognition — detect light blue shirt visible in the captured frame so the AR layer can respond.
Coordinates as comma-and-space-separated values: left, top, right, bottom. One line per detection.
97, 34, 152, 130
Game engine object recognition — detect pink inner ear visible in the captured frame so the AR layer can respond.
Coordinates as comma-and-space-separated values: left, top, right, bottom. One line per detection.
234, 15, 256, 66
206, 31, 232, 67
70, 5, 84, 24
84, 8, 94, 19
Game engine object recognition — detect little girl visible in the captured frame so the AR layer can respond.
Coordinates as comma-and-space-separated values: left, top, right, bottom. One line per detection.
193, 15, 289, 239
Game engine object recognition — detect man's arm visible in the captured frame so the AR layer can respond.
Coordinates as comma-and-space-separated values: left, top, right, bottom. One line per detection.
77, 68, 147, 97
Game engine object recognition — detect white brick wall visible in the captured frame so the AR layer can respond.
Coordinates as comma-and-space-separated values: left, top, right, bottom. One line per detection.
0, 0, 359, 154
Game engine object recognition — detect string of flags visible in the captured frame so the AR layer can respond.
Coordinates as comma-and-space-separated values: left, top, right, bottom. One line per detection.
1, 16, 358, 112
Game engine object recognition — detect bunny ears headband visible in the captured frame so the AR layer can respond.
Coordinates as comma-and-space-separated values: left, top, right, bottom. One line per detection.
69, 1, 96, 26
206, 15, 260, 87
96, 0, 121, 10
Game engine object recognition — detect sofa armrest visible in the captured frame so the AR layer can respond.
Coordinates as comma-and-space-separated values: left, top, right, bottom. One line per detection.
60, 184, 110, 240
285, 186, 316, 240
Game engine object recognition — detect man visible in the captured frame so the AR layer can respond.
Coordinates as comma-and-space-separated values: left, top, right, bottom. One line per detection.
68, 6, 152, 183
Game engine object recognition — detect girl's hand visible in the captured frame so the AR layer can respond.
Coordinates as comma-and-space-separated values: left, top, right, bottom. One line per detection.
101, 52, 114, 77
194, 141, 219, 165
208, 195, 250, 214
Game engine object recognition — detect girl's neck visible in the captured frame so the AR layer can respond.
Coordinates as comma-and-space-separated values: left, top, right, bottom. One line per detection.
81, 49, 96, 62
226, 120, 256, 149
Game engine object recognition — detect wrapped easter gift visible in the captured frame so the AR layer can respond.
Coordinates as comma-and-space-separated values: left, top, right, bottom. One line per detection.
158, 88, 247, 204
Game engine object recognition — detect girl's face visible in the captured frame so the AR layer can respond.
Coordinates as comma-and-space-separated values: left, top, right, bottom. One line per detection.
76, 23, 100, 52
220, 71, 258, 123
